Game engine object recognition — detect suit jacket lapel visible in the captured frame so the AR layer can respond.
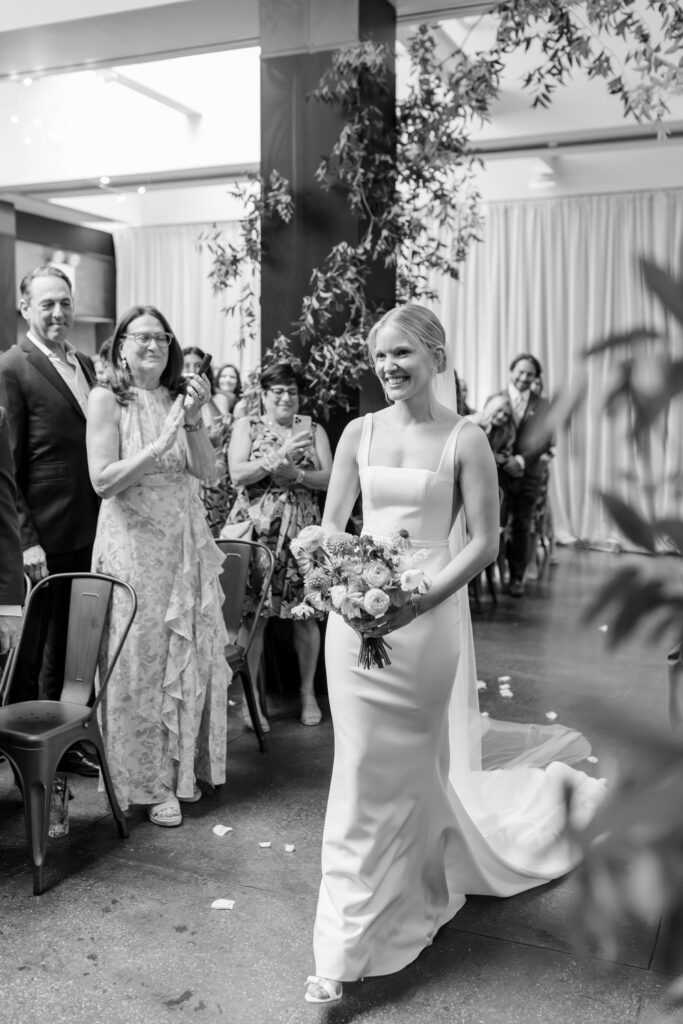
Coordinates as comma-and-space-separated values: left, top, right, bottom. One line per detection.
20, 338, 87, 419
75, 351, 96, 389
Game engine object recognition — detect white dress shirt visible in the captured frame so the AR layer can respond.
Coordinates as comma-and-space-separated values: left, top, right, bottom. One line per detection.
26, 330, 91, 415
508, 383, 529, 426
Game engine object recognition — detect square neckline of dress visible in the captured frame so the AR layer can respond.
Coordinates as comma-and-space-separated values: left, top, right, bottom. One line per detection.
363, 412, 464, 476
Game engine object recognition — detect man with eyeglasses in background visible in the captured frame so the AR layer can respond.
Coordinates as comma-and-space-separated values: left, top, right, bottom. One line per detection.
0, 265, 100, 775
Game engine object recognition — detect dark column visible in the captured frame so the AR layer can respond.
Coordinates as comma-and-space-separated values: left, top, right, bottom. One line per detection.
260, 0, 395, 421
0, 202, 16, 353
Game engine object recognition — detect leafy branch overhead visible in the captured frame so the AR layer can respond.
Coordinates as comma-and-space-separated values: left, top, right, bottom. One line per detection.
204, 2, 683, 419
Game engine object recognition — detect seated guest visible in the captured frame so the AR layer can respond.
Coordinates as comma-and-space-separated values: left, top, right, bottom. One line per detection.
226, 362, 333, 729
503, 354, 554, 597
470, 394, 515, 463
215, 362, 243, 416
87, 307, 231, 829
183, 347, 236, 536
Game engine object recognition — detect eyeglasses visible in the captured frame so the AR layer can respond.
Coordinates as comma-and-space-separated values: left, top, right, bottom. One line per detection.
268, 387, 299, 399
124, 331, 173, 347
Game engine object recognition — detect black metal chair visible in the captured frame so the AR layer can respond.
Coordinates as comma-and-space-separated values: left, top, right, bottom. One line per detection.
0, 572, 137, 895
216, 539, 275, 753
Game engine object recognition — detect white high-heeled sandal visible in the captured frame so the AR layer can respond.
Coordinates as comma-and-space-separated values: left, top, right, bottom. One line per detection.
304, 975, 343, 1003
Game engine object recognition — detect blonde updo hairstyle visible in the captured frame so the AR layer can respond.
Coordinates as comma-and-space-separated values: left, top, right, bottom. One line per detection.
367, 305, 448, 386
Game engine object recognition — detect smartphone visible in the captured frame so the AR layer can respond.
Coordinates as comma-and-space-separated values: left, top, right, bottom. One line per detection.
197, 353, 212, 376
292, 413, 312, 436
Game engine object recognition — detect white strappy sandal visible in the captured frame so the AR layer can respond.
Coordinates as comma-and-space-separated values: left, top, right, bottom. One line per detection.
304, 975, 343, 1003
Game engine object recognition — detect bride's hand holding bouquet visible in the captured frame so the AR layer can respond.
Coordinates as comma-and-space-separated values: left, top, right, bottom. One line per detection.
290, 525, 431, 669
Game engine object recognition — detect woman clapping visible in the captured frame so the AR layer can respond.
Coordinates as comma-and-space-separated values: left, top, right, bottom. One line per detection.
87, 307, 231, 829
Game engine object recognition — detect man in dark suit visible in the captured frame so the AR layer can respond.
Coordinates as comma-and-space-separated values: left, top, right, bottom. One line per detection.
501, 353, 554, 597
0, 406, 23, 660
0, 265, 100, 774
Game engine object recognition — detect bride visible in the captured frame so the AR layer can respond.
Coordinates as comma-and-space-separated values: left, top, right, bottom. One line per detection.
305, 304, 605, 1004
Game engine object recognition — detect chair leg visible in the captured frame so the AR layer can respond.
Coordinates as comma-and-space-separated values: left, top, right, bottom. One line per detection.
237, 666, 267, 753
8, 747, 61, 895
84, 726, 129, 839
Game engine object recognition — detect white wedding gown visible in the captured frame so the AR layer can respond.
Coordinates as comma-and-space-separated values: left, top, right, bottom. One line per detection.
313, 414, 606, 982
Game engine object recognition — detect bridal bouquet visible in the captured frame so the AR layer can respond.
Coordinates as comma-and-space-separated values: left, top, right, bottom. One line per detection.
290, 526, 431, 669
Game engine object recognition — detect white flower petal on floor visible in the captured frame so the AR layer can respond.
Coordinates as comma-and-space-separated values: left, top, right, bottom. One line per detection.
211, 899, 235, 910
259, 841, 272, 848
477, 680, 487, 691
545, 711, 558, 720
212, 824, 233, 837
285, 844, 296, 853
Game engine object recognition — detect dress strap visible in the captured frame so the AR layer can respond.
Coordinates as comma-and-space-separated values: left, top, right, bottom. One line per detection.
435, 417, 468, 478
357, 413, 373, 470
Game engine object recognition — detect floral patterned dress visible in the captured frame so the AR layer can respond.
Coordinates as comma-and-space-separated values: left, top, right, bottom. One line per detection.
201, 412, 236, 537
225, 416, 323, 618
92, 386, 231, 810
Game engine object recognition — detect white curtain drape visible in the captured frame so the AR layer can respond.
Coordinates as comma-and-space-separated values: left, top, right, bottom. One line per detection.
429, 189, 683, 542
113, 222, 260, 376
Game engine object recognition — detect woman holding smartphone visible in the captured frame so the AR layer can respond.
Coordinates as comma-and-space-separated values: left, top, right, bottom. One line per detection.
182, 347, 238, 536
226, 362, 333, 729
87, 307, 231, 829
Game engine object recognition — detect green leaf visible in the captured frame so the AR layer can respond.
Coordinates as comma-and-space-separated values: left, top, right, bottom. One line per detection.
599, 493, 657, 552
582, 564, 642, 624
641, 258, 683, 329
584, 328, 660, 357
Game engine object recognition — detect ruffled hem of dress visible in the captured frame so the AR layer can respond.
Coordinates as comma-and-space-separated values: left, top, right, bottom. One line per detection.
158, 507, 230, 792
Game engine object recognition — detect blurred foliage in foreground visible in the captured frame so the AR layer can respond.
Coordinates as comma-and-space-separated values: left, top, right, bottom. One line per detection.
533, 258, 683, 1002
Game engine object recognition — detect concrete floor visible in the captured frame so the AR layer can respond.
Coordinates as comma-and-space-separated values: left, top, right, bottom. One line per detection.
1, 548, 682, 1024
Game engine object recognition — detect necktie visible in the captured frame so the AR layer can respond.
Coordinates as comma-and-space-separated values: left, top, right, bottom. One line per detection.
512, 390, 526, 425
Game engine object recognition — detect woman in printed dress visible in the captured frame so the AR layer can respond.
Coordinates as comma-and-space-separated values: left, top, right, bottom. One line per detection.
226, 362, 332, 730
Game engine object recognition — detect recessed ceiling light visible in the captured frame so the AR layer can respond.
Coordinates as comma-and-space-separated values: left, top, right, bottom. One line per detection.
99, 175, 111, 185
115, 194, 126, 203
22, 76, 33, 87
137, 186, 146, 195
9, 115, 19, 124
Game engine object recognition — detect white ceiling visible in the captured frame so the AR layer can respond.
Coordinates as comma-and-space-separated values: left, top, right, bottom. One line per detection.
1, 0, 681, 231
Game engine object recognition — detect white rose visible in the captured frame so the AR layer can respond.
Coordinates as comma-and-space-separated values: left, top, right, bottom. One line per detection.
362, 560, 391, 587
362, 588, 391, 617
294, 525, 326, 552
399, 569, 429, 593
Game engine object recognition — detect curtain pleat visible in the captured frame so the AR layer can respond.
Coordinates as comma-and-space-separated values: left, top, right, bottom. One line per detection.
429, 190, 683, 542
112, 222, 260, 375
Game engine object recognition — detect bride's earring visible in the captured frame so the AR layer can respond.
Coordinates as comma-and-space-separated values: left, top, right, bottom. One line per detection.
120, 353, 128, 370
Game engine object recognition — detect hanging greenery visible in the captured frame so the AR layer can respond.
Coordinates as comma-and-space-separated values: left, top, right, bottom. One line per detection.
204, 1, 683, 419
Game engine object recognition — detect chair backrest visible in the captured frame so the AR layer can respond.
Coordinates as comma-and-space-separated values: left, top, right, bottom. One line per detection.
216, 539, 275, 652
0, 572, 137, 715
